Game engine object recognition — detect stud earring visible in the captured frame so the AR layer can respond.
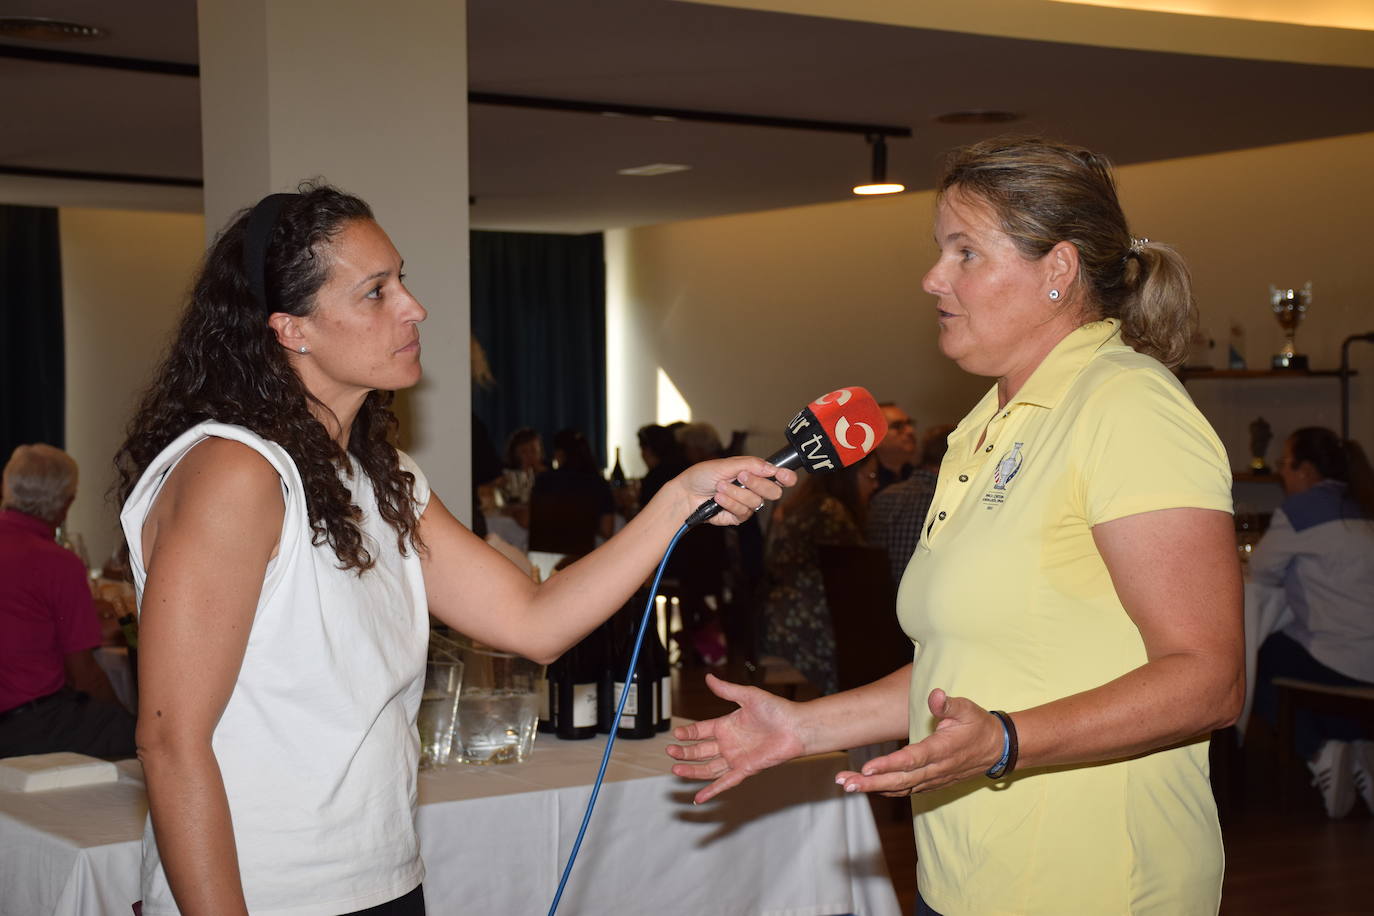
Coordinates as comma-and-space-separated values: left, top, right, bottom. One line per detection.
1048, 289, 1061, 301
298, 346, 309, 354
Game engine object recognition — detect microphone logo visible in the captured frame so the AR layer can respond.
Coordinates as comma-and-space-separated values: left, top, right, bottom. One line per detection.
832, 416, 876, 454
813, 388, 854, 407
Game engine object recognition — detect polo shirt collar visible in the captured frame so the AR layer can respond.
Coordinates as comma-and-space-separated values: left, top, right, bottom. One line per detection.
1006, 318, 1123, 410
0, 508, 56, 539
945, 319, 1125, 451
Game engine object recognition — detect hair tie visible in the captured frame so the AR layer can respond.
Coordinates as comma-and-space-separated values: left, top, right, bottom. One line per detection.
242, 192, 298, 312
1128, 236, 1149, 257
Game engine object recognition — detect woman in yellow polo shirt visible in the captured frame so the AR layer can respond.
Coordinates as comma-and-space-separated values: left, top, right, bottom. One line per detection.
668, 137, 1243, 916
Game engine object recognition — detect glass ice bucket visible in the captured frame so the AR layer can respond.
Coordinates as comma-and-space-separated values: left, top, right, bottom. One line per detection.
452, 636, 546, 765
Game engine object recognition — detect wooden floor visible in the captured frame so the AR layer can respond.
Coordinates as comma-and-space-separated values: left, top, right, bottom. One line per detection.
672, 659, 1374, 916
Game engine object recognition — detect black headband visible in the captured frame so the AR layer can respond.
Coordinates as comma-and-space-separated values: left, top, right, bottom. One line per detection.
242, 192, 297, 312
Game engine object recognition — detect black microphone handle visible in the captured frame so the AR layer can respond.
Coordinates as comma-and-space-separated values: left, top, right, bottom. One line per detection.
684, 446, 805, 528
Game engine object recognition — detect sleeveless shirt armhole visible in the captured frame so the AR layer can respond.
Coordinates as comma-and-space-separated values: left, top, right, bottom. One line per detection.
120, 422, 307, 614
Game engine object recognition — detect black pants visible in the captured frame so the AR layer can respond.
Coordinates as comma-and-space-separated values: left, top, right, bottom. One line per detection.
344, 884, 425, 915
1253, 631, 1374, 760
915, 892, 944, 916
0, 686, 136, 759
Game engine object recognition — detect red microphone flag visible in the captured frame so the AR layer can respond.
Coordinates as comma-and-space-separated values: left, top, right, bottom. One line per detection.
786, 386, 888, 472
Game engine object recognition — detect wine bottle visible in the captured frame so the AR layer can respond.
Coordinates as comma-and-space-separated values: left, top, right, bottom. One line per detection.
609, 447, 626, 488
610, 603, 659, 739
537, 658, 555, 734
651, 612, 672, 732
550, 627, 602, 740
596, 616, 616, 735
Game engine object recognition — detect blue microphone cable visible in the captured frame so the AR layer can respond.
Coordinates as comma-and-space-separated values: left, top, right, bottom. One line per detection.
546, 521, 692, 916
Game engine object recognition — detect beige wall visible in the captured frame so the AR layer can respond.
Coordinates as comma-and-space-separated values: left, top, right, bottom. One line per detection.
60, 208, 207, 564
606, 131, 1374, 492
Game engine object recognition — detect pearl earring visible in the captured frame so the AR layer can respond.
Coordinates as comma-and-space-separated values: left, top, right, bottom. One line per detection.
1048, 289, 1061, 301
298, 346, 309, 354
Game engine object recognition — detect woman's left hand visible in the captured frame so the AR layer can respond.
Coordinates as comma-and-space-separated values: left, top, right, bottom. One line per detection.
834, 688, 1006, 797
670, 457, 798, 525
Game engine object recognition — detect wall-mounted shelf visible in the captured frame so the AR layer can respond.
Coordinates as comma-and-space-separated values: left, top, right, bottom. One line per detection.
1179, 368, 1353, 381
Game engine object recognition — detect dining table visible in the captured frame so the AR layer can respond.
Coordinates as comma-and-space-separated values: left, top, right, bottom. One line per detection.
0, 725, 902, 916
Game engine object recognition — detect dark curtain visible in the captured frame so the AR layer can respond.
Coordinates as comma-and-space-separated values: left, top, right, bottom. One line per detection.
0, 205, 65, 461
470, 231, 606, 467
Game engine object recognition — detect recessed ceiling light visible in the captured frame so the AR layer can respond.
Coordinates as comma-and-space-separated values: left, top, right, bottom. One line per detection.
617, 163, 692, 177
0, 16, 109, 41
934, 110, 1022, 125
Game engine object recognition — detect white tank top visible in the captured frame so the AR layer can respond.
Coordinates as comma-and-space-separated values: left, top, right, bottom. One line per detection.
121, 422, 430, 915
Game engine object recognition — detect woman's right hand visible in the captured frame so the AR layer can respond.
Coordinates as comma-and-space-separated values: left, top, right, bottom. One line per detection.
666, 673, 806, 804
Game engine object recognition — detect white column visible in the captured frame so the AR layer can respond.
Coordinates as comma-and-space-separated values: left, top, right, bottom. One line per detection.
197, 0, 471, 517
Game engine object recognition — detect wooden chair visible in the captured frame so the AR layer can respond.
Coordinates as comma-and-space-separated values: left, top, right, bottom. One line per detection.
817, 544, 909, 692
818, 543, 911, 821
1273, 676, 1374, 809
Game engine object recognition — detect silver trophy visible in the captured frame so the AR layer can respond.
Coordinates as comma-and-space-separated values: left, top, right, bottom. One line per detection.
1270, 282, 1311, 370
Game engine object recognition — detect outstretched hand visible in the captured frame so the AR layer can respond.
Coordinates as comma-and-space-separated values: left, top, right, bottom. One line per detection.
833, 689, 1006, 797
665, 673, 806, 804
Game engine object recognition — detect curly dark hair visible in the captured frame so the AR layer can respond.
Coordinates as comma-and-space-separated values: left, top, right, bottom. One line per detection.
114, 180, 423, 572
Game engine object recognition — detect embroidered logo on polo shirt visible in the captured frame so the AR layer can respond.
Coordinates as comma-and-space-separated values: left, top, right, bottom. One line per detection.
981, 442, 1024, 507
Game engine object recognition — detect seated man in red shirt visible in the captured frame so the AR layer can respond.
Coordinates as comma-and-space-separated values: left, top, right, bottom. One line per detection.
0, 444, 135, 758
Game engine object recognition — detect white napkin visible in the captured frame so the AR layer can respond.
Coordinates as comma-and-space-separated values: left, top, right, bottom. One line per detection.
0, 752, 119, 792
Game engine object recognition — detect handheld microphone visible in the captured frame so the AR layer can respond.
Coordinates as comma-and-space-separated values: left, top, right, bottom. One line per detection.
685, 386, 887, 527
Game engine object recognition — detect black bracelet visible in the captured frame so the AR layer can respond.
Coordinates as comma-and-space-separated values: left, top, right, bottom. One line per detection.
986, 710, 1019, 780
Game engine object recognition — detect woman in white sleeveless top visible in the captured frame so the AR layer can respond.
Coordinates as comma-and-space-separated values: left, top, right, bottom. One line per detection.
113, 183, 795, 916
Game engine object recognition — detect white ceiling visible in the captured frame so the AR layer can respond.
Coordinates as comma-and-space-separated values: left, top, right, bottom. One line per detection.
2, 0, 1373, 232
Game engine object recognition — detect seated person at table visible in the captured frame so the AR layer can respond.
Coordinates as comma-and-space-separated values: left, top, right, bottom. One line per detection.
0, 444, 135, 759
528, 428, 616, 555
1251, 426, 1374, 817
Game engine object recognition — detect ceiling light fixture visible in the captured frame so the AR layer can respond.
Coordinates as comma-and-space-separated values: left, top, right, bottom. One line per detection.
853, 135, 905, 196
0, 16, 108, 41
470, 93, 911, 196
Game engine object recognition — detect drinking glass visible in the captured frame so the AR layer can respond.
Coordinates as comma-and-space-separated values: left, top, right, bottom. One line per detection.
418, 655, 464, 769
453, 638, 545, 765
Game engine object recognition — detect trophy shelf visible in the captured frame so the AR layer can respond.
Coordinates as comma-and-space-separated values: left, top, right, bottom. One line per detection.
1178, 368, 1352, 381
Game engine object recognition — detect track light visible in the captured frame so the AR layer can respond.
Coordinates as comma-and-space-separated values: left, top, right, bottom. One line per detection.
853, 135, 904, 196
469, 94, 911, 198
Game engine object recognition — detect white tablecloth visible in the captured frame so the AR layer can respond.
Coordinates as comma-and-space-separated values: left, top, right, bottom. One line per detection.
0, 728, 900, 916
1239, 580, 1295, 743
